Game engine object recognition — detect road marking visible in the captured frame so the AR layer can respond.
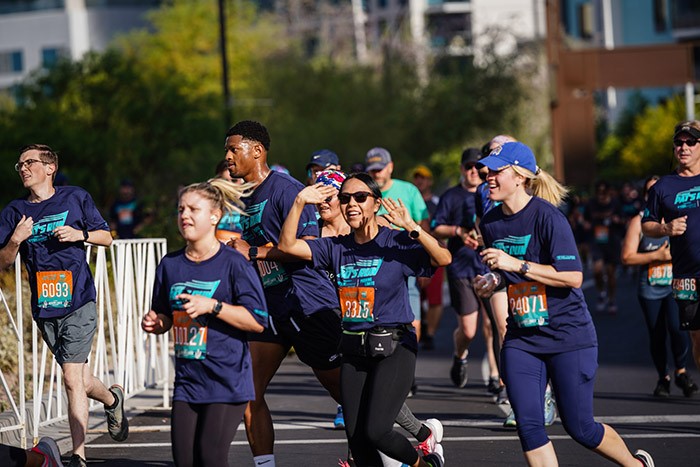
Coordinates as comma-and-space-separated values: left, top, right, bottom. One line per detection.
85, 432, 700, 449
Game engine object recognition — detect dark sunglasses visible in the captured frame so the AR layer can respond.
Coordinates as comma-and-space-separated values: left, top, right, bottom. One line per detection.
673, 138, 699, 148
338, 191, 376, 204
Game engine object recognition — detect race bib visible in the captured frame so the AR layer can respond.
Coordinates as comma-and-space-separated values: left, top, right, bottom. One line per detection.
172, 311, 207, 360
648, 261, 672, 286
594, 225, 609, 244
672, 278, 697, 301
36, 270, 73, 309
339, 286, 375, 323
507, 281, 549, 328
255, 242, 289, 288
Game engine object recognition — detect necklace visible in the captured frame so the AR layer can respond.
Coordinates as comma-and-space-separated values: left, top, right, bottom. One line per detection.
186, 242, 219, 263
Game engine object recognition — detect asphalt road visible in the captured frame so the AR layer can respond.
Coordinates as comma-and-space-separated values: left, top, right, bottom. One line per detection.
51, 270, 700, 466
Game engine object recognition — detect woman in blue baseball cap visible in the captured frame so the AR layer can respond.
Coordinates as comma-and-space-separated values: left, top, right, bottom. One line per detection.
473, 142, 655, 466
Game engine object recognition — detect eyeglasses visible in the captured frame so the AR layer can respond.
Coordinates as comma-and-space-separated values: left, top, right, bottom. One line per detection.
14, 159, 48, 171
673, 139, 699, 148
338, 191, 376, 204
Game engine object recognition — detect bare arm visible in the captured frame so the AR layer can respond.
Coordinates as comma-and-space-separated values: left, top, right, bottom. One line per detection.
481, 247, 583, 289
381, 198, 452, 267
642, 216, 687, 238
622, 216, 671, 266
278, 184, 336, 261
53, 226, 113, 247
176, 293, 264, 333
0, 215, 33, 270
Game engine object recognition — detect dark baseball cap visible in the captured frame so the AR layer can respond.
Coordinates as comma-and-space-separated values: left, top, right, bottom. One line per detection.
365, 147, 392, 171
306, 149, 340, 170
461, 148, 482, 166
673, 124, 700, 140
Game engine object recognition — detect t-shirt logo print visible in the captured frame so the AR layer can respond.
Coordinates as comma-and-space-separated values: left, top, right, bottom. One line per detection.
673, 187, 700, 210
493, 235, 531, 259
29, 211, 69, 243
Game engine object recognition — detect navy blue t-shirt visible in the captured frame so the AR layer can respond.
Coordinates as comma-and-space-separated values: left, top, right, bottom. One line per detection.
480, 197, 597, 353
239, 171, 339, 318
0, 186, 109, 319
307, 227, 433, 346
431, 184, 486, 279
643, 173, 700, 278
151, 245, 268, 404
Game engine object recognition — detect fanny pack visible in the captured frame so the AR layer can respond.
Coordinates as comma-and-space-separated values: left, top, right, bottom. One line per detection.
341, 326, 405, 358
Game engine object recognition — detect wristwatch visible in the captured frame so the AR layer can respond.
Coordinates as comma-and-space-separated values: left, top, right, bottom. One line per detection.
519, 261, 531, 275
82, 229, 89, 242
249, 246, 258, 261
211, 300, 223, 317
409, 225, 422, 240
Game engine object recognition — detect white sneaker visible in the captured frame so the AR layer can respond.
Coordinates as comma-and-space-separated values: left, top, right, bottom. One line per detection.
633, 449, 655, 467
416, 418, 444, 455
422, 443, 444, 467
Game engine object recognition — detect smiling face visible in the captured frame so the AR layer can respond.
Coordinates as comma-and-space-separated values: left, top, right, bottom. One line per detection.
17, 149, 54, 190
178, 191, 220, 243
485, 166, 524, 202
339, 178, 380, 229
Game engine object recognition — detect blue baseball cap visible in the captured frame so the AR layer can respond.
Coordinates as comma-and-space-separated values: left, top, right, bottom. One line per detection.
306, 149, 340, 170
478, 142, 538, 174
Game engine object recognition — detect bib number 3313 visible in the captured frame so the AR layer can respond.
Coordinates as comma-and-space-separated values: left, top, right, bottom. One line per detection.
507, 281, 549, 328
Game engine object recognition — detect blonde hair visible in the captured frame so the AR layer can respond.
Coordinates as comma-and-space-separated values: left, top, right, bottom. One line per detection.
179, 178, 252, 217
510, 166, 569, 207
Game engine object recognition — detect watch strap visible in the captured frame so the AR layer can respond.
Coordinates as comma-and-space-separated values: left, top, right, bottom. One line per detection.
212, 300, 223, 316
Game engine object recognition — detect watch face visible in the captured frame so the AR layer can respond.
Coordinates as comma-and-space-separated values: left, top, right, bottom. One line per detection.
409, 230, 420, 239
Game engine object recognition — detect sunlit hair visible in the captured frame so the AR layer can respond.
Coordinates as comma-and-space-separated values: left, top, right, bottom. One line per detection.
510, 165, 569, 207
179, 178, 253, 218
340, 172, 383, 199
642, 175, 660, 200
20, 144, 59, 181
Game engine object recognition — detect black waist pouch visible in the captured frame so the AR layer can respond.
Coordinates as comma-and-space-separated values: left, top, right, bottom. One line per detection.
367, 328, 399, 358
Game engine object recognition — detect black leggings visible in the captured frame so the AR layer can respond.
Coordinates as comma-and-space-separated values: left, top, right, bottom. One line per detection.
342, 343, 418, 467
0, 444, 25, 467
171, 400, 246, 467
638, 294, 690, 378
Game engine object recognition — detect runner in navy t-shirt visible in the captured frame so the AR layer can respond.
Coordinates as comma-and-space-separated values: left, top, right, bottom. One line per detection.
643, 120, 700, 388
473, 142, 654, 467
142, 178, 267, 466
0, 144, 128, 466
278, 172, 451, 467
223, 121, 343, 467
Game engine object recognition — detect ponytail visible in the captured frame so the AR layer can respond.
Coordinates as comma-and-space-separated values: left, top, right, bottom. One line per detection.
179, 178, 253, 217
511, 166, 568, 207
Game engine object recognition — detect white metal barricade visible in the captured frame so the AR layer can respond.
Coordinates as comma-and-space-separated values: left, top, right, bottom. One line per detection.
0, 238, 169, 447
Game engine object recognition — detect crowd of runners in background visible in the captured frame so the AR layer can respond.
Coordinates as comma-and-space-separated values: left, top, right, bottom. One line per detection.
6, 119, 700, 467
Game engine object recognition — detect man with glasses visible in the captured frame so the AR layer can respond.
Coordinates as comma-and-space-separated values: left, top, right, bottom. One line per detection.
643, 121, 700, 395
0, 144, 129, 467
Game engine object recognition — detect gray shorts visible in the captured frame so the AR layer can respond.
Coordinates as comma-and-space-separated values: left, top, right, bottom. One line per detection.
36, 301, 97, 365
448, 277, 482, 316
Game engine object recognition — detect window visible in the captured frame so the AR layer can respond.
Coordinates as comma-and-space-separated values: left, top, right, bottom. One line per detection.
0, 50, 23, 74
578, 3, 594, 40
42, 47, 66, 69
654, 0, 668, 32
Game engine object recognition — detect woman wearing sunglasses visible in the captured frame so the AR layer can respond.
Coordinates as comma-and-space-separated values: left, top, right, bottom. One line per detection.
472, 142, 654, 467
278, 172, 451, 467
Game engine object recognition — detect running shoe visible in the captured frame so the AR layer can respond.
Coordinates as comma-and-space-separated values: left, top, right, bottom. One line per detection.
487, 376, 502, 395
67, 454, 87, 467
503, 409, 517, 428
544, 386, 557, 426
416, 418, 444, 456
422, 443, 444, 467
31, 437, 63, 467
633, 449, 655, 467
496, 386, 509, 405
337, 459, 357, 467
334, 405, 345, 430
105, 384, 129, 441
407, 382, 418, 398
450, 355, 469, 388
653, 377, 671, 397
674, 372, 699, 397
